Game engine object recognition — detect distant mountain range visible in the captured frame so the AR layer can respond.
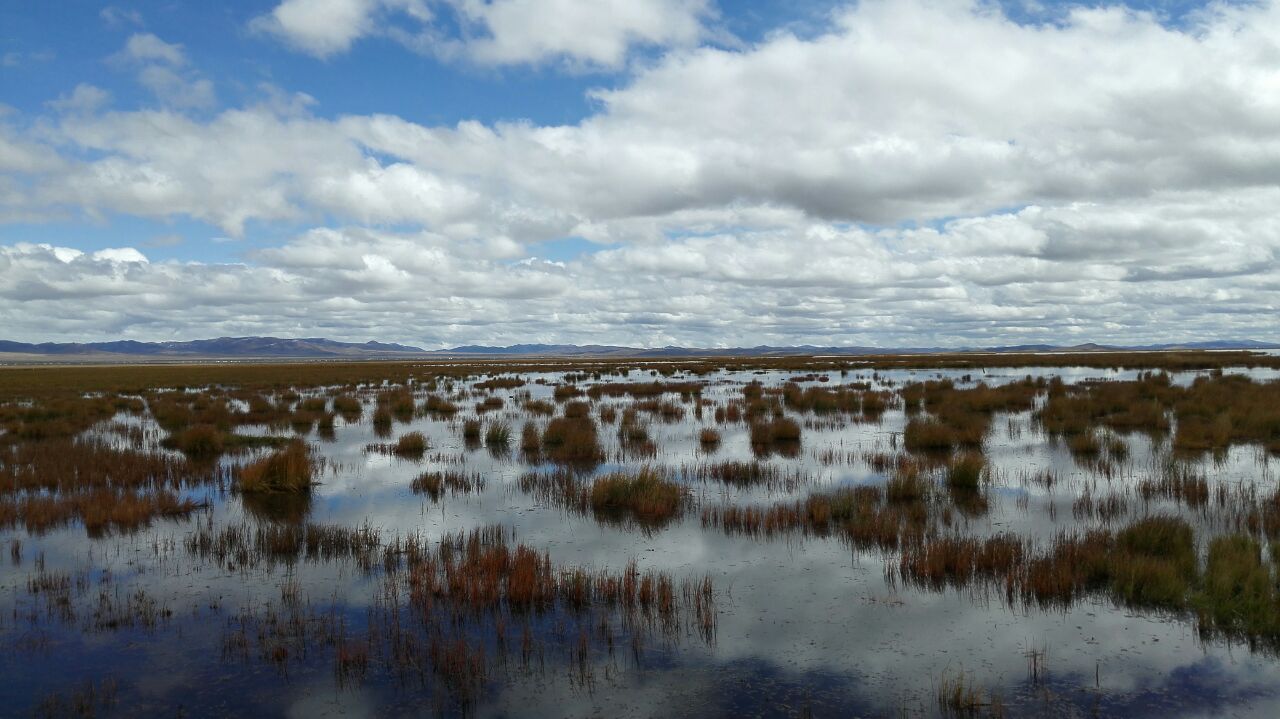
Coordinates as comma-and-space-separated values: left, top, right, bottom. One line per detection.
0, 337, 426, 359
1, 336, 1278, 362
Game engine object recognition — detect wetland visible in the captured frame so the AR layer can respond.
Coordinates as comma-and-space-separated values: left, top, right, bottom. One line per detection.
4, 352, 1280, 717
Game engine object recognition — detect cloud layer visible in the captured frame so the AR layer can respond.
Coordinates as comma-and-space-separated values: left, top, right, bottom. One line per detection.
3, 0, 1279, 346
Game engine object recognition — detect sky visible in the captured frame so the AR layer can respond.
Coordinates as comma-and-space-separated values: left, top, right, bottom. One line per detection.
1, 0, 1277, 349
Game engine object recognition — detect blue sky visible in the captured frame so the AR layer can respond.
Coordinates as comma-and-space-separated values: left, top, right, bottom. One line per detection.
1, 1, 1276, 347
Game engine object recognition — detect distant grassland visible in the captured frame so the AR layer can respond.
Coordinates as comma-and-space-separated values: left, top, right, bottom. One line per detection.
1, 350, 1277, 399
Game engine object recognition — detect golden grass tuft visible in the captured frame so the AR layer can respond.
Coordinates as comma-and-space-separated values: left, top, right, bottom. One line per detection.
238, 440, 314, 493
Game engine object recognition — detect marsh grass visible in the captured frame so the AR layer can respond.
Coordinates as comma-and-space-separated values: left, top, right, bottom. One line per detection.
903, 417, 982, 452
332, 394, 362, 418
541, 416, 605, 465
371, 408, 393, 437
563, 400, 591, 419
393, 432, 429, 459
412, 471, 485, 501
553, 384, 583, 401
485, 421, 511, 449
238, 440, 314, 493
519, 422, 540, 456
748, 416, 801, 456
3, 489, 202, 536
377, 388, 416, 422
589, 469, 685, 527
0, 438, 224, 535
936, 668, 1001, 717
886, 463, 930, 504
1196, 535, 1280, 643
945, 453, 985, 492
701, 485, 923, 548
461, 419, 482, 444
475, 377, 525, 391
475, 396, 504, 413
692, 460, 783, 488
186, 520, 380, 567
517, 468, 685, 529
163, 424, 225, 456
423, 394, 461, 416
698, 428, 721, 449
1137, 464, 1209, 507
617, 410, 656, 456
523, 399, 555, 416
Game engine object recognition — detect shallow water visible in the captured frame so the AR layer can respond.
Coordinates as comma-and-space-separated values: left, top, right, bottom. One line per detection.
3, 365, 1280, 717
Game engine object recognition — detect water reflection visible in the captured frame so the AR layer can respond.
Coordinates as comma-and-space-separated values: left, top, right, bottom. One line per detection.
241, 489, 314, 526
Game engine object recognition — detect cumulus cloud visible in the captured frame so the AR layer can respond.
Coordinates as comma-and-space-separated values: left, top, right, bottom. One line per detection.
448, 0, 711, 68
117, 33, 187, 66
3, 0, 1280, 345
110, 34, 217, 109
250, 0, 407, 58
47, 84, 112, 115
25, 2, 1280, 232
1, 189, 1277, 347
252, 0, 710, 67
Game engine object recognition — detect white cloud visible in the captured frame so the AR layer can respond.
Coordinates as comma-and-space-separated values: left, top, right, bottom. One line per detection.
100, 7, 145, 28
4, 0, 1280, 345
250, 0, 432, 58
92, 247, 150, 263
452, 0, 711, 68
252, 0, 710, 67
118, 33, 187, 66
136, 67, 216, 109
48, 84, 112, 114
111, 34, 216, 109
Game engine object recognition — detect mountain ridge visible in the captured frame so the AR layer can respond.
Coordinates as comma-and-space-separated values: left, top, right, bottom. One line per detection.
1, 336, 1278, 361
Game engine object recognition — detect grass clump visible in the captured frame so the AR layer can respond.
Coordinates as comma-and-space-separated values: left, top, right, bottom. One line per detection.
553, 384, 583, 401
485, 421, 511, 450
945, 453, 985, 492
886, 464, 929, 504
461, 419, 482, 443
333, 394, 362, 418
378, 388, 416, 422
412, 471, 485, 502
523, 399, 555, 416
903, 418, 968, 452
748, 416, 801, 455
238, 440, 314, 493
1066, 431, 1101, 456
475, 396, 504, 413
519, 422, 540, 454
371, 408, 393, 436
563, 400, 591, 419
1196, 534, 1280, 642
590, 468, 685, 526
541, 416, 605, 465
1110, 515, 1197, 607
393, 432, 428, 459
423, 394, 460, 415
165, 424, 225, 457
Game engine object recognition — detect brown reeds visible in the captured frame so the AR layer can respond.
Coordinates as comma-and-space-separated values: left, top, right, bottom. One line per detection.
540, 416, 605, 465
238, 440, 314, 493
412, 471, 485, 501
393, 431, 429, 458
589, 469, 685, 527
